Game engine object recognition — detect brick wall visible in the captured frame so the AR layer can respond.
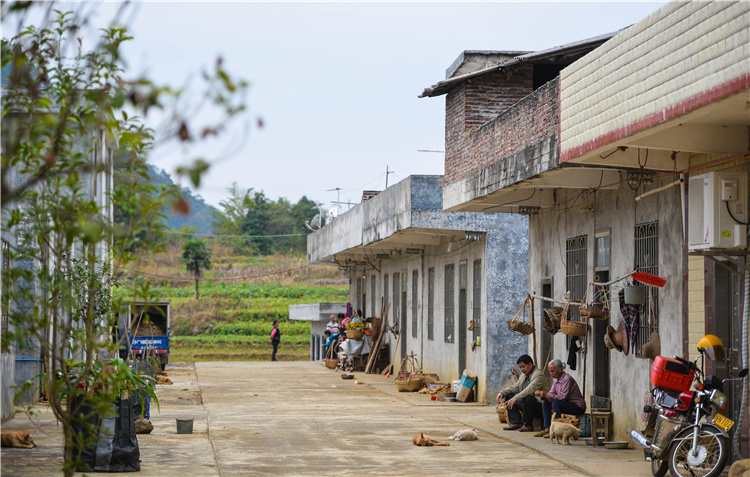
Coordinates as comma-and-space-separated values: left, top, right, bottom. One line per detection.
445, 66, 534, 183
445, 73, 559, 185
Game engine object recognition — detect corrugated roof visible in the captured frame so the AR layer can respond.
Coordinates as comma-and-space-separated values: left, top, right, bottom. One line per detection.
419, 30, 622, 98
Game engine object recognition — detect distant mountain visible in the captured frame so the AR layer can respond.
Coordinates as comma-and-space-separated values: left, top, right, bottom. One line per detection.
149, 166, 218, 235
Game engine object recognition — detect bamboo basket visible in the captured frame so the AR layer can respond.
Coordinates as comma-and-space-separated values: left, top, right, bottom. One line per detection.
560, 301, 587, 336
579, 304, 608, 320
395, 356, 424, 392
507, 295, 534, 335
496, 403, 508, 423
324, 338, 338, 368
543, 307, 563, 334
346, 328, 364, 340
496, 368, 518, 422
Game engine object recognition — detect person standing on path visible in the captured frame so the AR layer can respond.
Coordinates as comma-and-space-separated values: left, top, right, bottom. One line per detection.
270, 320, 281, 361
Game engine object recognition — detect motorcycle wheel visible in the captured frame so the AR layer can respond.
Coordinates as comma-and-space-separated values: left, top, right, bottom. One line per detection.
667, 427, 729, 477
651, 456, 668, 477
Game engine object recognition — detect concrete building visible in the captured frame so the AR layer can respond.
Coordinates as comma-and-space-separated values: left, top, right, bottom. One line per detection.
420, 1, 750, 448
307, 175, 528, 402
289, 303, 347, 360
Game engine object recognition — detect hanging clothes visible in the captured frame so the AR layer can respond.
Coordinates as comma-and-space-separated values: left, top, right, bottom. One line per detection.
567, 336, 580, 370
619, 289, 640, 355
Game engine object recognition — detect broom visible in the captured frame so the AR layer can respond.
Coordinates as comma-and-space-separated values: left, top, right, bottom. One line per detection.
632, 270, 667, 288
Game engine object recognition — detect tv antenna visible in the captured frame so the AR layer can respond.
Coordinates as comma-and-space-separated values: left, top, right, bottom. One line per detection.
385, 166, 396, 189
327, 187, 343, 216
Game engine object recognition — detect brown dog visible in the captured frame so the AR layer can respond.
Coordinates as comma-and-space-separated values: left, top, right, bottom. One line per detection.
412, 433, 450, 446
1, 431, 37, 449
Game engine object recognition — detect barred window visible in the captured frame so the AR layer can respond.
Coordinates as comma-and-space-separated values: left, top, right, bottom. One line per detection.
1, 240, 9, 334
427, 268, 434, 340
444, 264, 455, 343
392, 272, 400, 327
472, 260, 481, 342
635, 221, 659, 357
411, 270, 418, 338
566, 236, 587, 321
383, 274, 388, 316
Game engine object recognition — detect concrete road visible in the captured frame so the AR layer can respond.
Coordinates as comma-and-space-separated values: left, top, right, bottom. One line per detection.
2, 361, 651, 476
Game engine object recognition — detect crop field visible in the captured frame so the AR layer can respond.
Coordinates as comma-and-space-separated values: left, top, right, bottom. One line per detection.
116, 248, 347, 362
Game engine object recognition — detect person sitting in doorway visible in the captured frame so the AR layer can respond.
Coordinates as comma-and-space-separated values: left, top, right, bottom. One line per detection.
534, 359, 586, 437
496, 354, 550, 432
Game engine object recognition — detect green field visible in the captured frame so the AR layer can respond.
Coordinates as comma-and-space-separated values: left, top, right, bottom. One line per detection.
115, 267, 347, 362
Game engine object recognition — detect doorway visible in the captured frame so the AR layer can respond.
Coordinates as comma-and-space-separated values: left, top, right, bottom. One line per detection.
458, 261, 468, 375
709, 259, 746, 455
401, 270, 407, 361
541, 280, 553, 372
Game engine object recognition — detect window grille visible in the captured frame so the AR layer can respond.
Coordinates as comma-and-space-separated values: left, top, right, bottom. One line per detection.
473, 260, 481, 342
635, 221, 659, 357
1, 240, 9, 333
383, 274, 388, 317
412, 270, 418, 338
392, 272, 400, 327
427, 268, 434, 340
566, 236, 587, 321
445, 264, 455, 343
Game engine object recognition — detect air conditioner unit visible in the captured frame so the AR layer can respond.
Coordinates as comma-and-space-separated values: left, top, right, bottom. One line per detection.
688, 172, 748, 251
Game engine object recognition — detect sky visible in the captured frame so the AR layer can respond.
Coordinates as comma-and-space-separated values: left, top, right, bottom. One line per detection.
3, 1, 667, 211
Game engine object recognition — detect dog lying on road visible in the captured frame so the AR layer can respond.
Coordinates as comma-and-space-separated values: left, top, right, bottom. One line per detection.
1, 431, 37, 449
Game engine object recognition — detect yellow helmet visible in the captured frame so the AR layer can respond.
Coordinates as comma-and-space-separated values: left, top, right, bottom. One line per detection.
697, 334, 724, 361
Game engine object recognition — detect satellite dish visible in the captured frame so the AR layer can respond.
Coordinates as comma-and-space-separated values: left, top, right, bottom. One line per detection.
304, 203, 326, 231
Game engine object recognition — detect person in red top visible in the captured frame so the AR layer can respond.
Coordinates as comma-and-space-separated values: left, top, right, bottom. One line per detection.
534, 359, 586, 436
270, 320, 281, 361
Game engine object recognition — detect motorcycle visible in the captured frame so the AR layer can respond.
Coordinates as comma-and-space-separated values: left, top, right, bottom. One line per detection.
631, 337, 748, 477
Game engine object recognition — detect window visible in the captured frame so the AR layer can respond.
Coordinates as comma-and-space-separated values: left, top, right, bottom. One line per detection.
1, 240, 9, 334
427, 267, 434, 340
566, 236, 587, 321
361, 276, 366, 318
472, 260, 481, 342
356, 276, 362, 312
411, 270, 418, 338
383, 274, 388, 316
392, 272, 400, 327
371, 275, 376, 317
635, 221, 659, 357
444, 264, 455, 343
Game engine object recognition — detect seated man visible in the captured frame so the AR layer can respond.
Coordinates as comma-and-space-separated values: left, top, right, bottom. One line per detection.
496, 354, 550, 432
534, 359, 586, 437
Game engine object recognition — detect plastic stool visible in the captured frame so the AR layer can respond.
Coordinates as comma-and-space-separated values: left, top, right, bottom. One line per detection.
590, 410, 611, 447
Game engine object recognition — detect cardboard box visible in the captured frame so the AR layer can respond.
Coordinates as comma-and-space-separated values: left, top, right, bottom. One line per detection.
456, 370, 476, 402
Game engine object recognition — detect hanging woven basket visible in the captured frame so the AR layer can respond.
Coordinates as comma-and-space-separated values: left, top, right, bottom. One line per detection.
560, 301, 587, 336
543, 307, 563, 334
507, 295, 535, 335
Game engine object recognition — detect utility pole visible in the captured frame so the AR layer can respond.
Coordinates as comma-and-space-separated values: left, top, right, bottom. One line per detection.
385, 166, 395, 189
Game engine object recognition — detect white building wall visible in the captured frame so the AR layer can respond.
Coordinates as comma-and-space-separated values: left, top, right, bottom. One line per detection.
560, 1, 750, 156
529, 177, 685, 440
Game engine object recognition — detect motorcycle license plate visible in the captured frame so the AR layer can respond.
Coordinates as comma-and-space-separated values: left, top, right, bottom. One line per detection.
714, 413, 734, 432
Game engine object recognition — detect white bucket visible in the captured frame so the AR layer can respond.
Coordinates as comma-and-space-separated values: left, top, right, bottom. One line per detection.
452, 380, 461, 393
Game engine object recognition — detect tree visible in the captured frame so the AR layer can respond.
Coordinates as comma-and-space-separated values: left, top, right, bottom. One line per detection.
213, 182, 254, 253
182, 240, 211, 301
241, 190, 272, 255
1, 5, 248, 475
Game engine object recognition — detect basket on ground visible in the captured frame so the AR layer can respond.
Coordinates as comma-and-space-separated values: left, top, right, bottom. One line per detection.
346, 329, 364, 340
394, 354, 423, 392
496, 403, 508, 423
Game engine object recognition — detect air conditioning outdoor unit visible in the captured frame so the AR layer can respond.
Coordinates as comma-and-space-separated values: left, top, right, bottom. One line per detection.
688, 172, 748, 251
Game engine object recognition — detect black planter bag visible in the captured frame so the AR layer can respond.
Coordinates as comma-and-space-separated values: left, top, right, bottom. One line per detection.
68, 395, 141, 472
